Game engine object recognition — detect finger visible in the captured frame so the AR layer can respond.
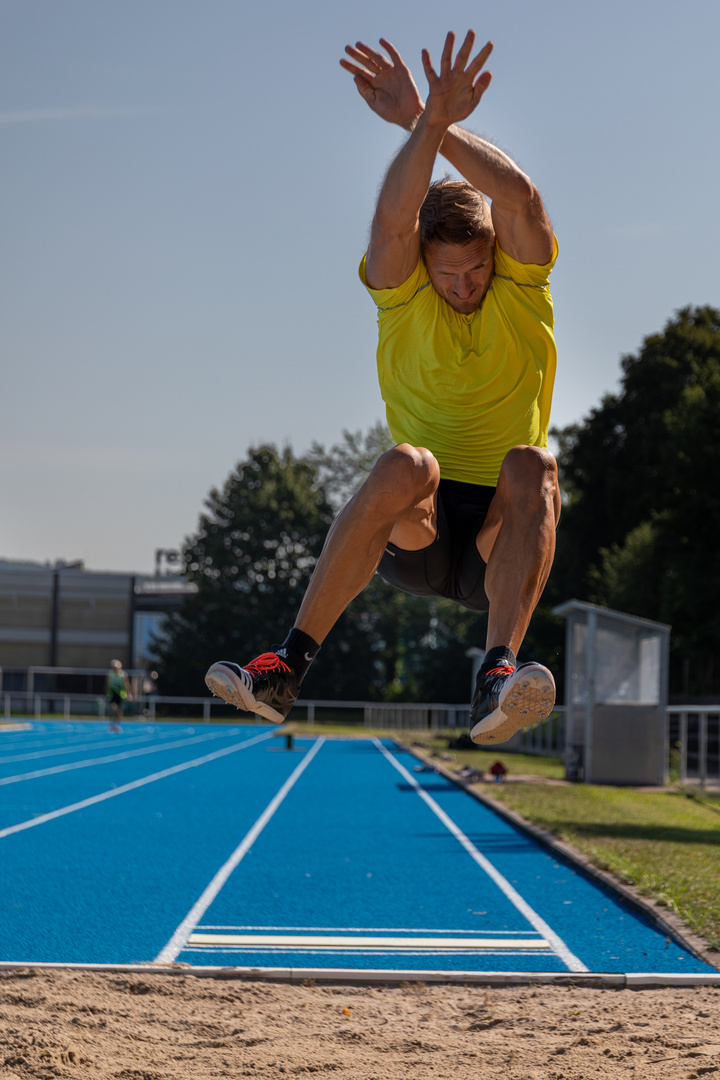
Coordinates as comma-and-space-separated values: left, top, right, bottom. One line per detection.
344, 45, 378, 71
379, 37, 406, 68
440, 31, 455, 75
351, 40, 390, 70
471, 70, 493, 103
421, 47, 437, 84
340, 58, 375, 81
343, 46, 373, 74
467, 40, 494, 80
453, 29, 476, 70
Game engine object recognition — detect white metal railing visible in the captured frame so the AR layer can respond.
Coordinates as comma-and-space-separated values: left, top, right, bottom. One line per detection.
0, 692, 565, 747
0, 694, 476, 732
667, 707, 720, 787
3, 694, 716, 785
0, 692, 230, 722
363, 702, 469, 730
517, 706, 567, 756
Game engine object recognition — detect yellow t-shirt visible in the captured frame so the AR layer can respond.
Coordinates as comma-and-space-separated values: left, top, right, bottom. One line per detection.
359, 238, 558, 486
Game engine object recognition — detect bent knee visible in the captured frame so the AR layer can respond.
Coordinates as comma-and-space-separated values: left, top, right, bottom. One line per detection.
499, 445, 558, 494
365, 443, 440, 511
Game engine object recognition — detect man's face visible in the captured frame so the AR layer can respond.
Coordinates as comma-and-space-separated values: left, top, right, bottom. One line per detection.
424, 237, 495, 314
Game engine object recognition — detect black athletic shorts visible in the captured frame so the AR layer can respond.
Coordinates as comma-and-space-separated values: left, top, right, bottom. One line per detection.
377, 478, 496, 612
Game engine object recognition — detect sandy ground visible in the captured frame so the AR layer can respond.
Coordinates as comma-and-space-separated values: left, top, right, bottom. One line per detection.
2, 969, 720, 1079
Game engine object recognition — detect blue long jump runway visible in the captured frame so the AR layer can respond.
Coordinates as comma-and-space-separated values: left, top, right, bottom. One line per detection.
0, 720, 715, 978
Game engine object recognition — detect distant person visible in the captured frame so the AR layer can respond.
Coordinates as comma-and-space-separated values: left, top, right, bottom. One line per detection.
106, 660, 131, 732
490, 760, 507, 784
142, 670, 159, 718
205, 30, 559, 745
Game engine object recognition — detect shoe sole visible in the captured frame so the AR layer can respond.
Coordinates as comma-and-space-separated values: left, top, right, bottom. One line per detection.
205, 664, 286, 725
470, 664, 555, 745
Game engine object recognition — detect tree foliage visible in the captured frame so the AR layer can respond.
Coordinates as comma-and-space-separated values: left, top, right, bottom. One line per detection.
307, 422, 395, 509
154, 432, 491, 703
153, 446, 334, 694
303, 577, 485, 704
551, 305, 720, 696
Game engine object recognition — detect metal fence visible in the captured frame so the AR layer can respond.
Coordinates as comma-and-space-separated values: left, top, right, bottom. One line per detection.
516, 707, 567, 756
0, 690, 568, 748
0, 694, 478, 731
362, 702, 469, 730
2, 695, 718, 786
1, 692, 232, 722
0, 693, 473, 729
513, 706, 720, 782
668, 707, 720, 787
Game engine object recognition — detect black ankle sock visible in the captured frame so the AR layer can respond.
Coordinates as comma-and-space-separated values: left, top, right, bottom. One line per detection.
275, 628, 321, 682
479, 646, 517, 678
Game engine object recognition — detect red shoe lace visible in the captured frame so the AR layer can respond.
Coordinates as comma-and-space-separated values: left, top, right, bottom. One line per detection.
244, 652, 292, 675
485, 664, 516, 678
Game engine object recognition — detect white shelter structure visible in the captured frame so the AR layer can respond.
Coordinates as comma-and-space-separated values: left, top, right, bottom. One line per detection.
552, 600, 671, 785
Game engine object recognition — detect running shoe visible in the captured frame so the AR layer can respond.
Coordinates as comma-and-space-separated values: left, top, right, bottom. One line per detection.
205, 652, 299, 724
469, 662, 555, 745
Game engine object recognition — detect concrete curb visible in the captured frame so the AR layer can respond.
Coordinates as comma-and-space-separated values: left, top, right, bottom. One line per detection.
1, 961, 719, 988
402, 743, 720, 972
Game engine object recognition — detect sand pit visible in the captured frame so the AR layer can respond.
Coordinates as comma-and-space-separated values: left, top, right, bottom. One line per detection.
2, 968, 720, 1078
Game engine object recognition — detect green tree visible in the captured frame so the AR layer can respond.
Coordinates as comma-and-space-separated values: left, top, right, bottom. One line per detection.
320, 580, 487, 705
155, 427, 491, 704
153, 446, 334, 694
307, 422, 395, 509
552, 305, 720, 695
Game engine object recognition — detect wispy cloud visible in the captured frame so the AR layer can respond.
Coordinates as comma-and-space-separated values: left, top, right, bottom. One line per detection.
0, 106, 146, 125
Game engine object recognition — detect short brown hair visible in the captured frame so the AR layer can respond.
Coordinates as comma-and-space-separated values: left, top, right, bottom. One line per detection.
419, 179, 494, 249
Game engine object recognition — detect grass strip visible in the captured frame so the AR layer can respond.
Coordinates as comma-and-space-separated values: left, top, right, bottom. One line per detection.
485, 781, 720, 953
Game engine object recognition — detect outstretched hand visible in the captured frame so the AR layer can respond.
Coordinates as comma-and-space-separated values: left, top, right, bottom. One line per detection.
340, 38, 424, 130
422, 31, 493, 128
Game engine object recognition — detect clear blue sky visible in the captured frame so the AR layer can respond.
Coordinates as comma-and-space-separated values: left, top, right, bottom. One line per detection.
2, 0, 718, 573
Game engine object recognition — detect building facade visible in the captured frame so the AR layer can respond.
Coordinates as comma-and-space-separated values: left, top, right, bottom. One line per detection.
0, 560, 195, 674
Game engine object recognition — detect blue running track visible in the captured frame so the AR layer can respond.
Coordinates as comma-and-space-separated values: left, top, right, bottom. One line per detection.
0, 721, 714, 975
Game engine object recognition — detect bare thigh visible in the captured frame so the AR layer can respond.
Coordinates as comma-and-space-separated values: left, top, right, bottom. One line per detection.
475, 446, 560, 563
382, 446, 440, 552
387, 488, 438, 551
475, 491, 503, 563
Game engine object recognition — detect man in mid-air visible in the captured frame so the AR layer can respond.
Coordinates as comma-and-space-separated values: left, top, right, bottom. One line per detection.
206, 31, 560, 745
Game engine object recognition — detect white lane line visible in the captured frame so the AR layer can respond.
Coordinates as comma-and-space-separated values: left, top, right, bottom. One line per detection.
188, 933, 550, 950
0, 727, 194, 764
0, 732, 109, 752
0, 722, 91, 745
197, 925, 542, 935
182, 947, 554, 959
0, 729, 277, 840
0, 727, 251, 785
156, 737, 326, 964
372, 738, 589, 974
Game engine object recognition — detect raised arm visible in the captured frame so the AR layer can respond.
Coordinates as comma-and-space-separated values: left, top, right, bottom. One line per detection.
344, 32, 493, 290
341, 33, 553, 266
438, 126, 554, 265
360, 115, 440, 290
